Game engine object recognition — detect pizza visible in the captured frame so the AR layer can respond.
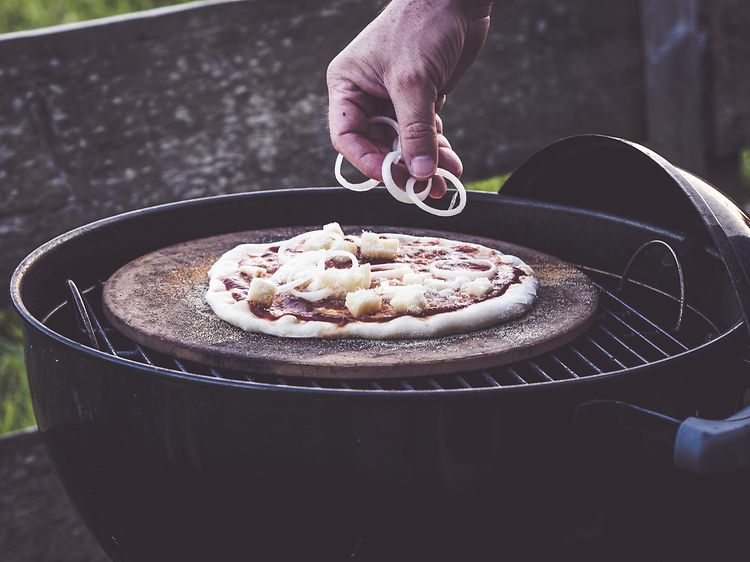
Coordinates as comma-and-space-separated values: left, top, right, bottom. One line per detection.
205, 224, 538, 338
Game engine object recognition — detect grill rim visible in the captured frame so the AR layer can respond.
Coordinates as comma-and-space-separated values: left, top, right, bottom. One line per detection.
11, 188, 742, 398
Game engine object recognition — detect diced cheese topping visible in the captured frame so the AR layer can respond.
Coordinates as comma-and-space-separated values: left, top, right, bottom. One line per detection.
402, 272, 429, 285
323, 222, 345, 238
330, 238, 358, 256
360, 231, 399, 260
346, 289, 382, 317
390, 287, 427, 314
239, 265, 266, 278
302, 231, 335, 251
310, 263, 371, 295
247, 277, 277, 307
465, 277, 492, 297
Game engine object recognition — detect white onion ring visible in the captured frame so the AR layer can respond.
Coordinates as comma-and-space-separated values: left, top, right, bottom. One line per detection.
429, 258, 497, 280
335, 154, 379, 192
369, 263, 412, 279
382, 150, 431, 204
273, 249, 325, 281
406, 167, 466, 217
369, 115, 399, 133
276, 273, 314, 293
290, 286, 335, 302
319, 250, 358, 270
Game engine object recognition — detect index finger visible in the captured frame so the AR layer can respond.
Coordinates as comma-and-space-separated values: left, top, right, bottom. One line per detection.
328, 85, 388, 181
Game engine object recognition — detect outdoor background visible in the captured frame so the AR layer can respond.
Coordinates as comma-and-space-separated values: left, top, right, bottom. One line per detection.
0, 0, 195, 435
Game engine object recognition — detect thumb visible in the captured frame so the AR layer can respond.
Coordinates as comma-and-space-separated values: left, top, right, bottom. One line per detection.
389, 81, 439, 180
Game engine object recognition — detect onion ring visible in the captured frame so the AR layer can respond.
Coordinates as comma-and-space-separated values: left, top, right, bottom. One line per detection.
334, 154, 379, 192
319, 250, 358, 270
429, 258, 497, 280
276, 274, 313, 293
370, 263, 412, 279
405, 168, 467, 217
382, 150, 431, 204
290, 286, 335, 302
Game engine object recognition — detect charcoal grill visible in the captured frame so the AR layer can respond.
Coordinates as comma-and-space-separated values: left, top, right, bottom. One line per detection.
11, 135, 750, 561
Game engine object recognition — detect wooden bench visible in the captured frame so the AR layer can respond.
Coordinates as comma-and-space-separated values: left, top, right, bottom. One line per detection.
1, 1, 749, 559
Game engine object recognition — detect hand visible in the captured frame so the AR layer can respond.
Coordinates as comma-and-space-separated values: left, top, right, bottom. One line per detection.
327, 0, 492, 198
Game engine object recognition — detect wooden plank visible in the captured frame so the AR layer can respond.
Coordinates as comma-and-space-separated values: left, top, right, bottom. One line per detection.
0, 429, 108, 561
0, 0, 645, 302
640, 0, 708, 172
708, 0, 750, 155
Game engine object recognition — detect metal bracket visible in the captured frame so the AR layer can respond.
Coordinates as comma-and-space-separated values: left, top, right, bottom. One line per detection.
618, 239, 685, 331
65, 279, 100, 351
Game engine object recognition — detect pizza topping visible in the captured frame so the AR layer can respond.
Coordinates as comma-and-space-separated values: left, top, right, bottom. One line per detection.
239, 264, 266, 278
360, 231, 400, 260
323, 222, 346, 237
464, 277, 492, 297
330, 238, 358, 257
370, 263, 413, 279
429, 258, 497, 280
346, 289, 383, 317
389, 286, 427, 314
247, 277, 277, 308
402, 272, 429, 285
211, 226, 535, 328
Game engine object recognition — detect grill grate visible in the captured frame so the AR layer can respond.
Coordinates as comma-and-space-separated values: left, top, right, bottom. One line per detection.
45, 265, 718, 392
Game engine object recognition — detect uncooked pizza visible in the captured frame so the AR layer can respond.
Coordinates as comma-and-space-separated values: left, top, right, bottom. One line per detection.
205, 223, 538, 338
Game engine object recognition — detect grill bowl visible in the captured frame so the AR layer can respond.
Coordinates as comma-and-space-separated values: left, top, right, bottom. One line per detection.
11, 187, 747, 559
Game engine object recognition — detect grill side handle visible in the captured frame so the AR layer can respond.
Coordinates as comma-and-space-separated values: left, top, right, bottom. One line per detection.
575, 400, 750, 475
673, 405, 750, 474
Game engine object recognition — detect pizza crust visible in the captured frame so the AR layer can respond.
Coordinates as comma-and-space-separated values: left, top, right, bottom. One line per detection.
205, 229, 538, 339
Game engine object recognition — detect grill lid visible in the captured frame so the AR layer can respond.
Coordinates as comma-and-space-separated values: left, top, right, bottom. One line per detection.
502, 134, 750, 336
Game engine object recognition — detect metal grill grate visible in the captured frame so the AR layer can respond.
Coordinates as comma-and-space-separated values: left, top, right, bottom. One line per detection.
46, 264, 718, 392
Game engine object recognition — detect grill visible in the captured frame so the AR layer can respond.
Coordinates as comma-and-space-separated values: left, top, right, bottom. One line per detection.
12, 135, 750, 561
52, 252, 714, 393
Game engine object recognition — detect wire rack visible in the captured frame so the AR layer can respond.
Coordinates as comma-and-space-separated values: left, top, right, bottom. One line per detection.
48, 241, 718, 392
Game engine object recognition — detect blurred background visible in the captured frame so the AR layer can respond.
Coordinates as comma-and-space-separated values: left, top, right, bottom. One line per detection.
0, 0, 195, 441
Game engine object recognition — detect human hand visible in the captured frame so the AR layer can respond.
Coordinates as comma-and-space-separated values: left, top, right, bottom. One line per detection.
327, 0, 492, 198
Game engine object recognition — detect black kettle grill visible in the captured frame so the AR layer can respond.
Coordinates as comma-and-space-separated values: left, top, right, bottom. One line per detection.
10, 135, 750, 561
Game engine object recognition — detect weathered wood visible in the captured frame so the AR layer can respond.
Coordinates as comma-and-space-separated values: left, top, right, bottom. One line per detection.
0, 429, 108, 562
640, 0, 708, 172
709, 0, 750, 155
0, 0, 646, 303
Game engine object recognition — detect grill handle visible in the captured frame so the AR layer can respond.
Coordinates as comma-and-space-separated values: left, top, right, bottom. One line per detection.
575, 400, 750, 475
674, 405, 750, 474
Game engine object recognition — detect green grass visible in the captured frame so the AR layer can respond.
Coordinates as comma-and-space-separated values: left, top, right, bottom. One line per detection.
465, 174, 511, 193
0, 310, 32, 434
0, 0, 192, 34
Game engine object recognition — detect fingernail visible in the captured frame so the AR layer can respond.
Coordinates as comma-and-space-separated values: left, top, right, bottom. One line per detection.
409, 156, 436, 179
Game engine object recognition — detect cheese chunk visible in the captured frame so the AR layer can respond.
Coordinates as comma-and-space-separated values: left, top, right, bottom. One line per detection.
346, 289, 382, 317
390, 287, 427, 314
402, 272, 429, 286
303, 231, 335, 251
341, 263, 371, 293
330, 238, 358, 256
239, 264, 266, 278
323, 222, 345, 238
247, 277, 277, 307
360, 232, 399, 260
465, 277, 492, 297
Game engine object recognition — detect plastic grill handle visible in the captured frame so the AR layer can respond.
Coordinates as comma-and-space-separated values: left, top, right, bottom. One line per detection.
674, 405, 750, 474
